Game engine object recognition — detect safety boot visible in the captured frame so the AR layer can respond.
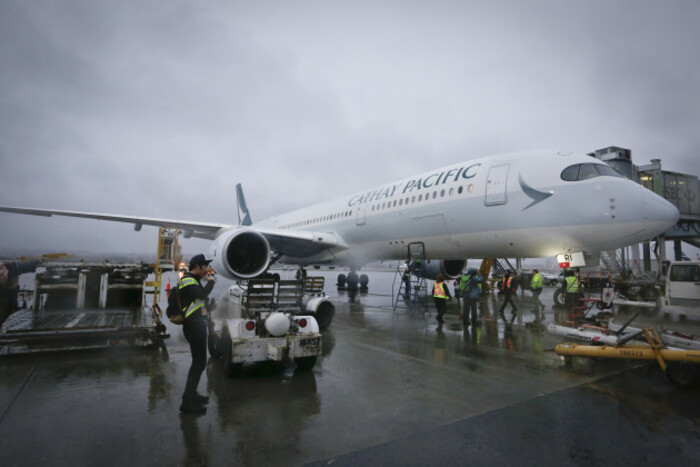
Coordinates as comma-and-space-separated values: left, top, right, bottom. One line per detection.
180, 399, 206, 414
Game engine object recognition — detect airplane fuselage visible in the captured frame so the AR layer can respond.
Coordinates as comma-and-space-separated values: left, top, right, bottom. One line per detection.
254, 151, 679, 267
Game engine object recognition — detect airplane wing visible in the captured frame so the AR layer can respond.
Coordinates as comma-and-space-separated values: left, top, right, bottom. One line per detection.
0, 206, 228, 240
0, 205, 344, 258
254, 227, 343, 257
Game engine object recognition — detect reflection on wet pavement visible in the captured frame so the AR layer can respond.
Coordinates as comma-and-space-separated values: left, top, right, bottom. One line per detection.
0, 270, 698, 465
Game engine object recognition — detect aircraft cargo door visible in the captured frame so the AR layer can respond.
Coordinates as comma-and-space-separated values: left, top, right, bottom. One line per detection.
485, 164, 509, 206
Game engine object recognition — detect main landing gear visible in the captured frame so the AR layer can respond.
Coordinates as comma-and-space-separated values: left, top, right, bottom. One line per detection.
337, 270, 368, 291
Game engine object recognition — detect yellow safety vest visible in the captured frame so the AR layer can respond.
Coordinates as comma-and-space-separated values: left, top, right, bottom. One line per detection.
179, 277, 206, 319
433, 282, 449, 299
565, 276, 579, 293
531, 273, 543, 289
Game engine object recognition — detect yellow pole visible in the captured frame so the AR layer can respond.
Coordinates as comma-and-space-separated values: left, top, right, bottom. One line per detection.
555, 343, 700, 364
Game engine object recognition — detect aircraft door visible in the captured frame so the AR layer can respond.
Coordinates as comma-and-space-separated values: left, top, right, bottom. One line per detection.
485, 164, 510, 206
356, 204, 367, 226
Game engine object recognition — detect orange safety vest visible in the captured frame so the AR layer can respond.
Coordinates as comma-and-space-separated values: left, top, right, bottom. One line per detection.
433, 282, 449, 299
502, 276, 513, 291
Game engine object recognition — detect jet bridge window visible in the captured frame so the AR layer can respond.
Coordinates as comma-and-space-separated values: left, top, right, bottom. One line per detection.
561, 163, 624, 181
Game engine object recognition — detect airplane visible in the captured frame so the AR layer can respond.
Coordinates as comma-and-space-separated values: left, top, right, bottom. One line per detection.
0, 150, 680, 284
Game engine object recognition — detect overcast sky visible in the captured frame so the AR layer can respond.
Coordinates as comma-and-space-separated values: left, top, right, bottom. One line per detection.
1, 1, 699, 258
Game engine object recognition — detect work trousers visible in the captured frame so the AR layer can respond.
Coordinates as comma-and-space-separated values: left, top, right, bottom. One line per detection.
182, 317, 208, 400
565, 292, 580, 312
499, 293, 517, 313
434, 298, 447, 323
532, 288, 543, 308
464, 298, 479, 325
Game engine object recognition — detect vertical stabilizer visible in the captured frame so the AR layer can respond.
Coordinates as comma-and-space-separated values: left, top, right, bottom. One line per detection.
236, 183, 253, 226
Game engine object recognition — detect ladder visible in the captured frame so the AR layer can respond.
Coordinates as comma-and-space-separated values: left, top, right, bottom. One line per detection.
392, 242, 429, 313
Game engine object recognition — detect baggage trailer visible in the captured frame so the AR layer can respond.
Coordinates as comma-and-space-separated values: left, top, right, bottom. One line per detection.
208, 278, 324, 377
0, 262, 169, 354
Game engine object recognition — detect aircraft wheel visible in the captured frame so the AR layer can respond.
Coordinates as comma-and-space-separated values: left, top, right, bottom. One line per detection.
359, 274, 369, 287
221, 328, 242, 378
346, 272, 359, 290
666, 362, 700, 387
337, 273, 346, 288
294, 356, 317, 371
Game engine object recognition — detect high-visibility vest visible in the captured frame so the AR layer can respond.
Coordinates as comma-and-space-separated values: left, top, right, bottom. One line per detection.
531, 273, 542, 289
179, 276, 206, 319
460, 275, 482, 292
565, 276, 579, 293
502, 276, 513, 291
433, 282, 449, 299
459, 275, 471, 292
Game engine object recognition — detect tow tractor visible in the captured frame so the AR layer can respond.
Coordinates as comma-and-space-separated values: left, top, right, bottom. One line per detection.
207, 277, 326, 377
555, 327, 700, 387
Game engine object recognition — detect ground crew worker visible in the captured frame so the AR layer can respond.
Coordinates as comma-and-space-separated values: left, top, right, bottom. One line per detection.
401, 262, 411, 299
564, 269, 580, 312
433, 274, 451, 325
460, 268, 483, 328
498, 270, 518, 320
531, 269, 544, 311
179, 254, 216, 414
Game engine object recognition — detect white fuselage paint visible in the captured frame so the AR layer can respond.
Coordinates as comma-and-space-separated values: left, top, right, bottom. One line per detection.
253, 151, 679, 267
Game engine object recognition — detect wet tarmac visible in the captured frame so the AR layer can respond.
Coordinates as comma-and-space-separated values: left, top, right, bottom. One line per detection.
1, 270, 699, 466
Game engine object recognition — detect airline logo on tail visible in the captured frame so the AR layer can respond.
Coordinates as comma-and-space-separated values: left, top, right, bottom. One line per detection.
236, 183, 252, 226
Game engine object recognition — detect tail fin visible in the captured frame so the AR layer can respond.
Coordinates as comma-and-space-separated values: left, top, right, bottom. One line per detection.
236, 183, 252, 226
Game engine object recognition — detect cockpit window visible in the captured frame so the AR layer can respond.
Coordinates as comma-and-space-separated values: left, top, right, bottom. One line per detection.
578, 164, 598, 180
560, 163, 624, 181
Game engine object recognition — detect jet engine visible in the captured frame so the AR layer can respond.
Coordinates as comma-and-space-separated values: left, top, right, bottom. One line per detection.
210, 229, 271, 280
419, 259, 466, 280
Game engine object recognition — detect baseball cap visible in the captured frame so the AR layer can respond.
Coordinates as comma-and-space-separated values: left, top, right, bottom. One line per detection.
189, 253, 212, 269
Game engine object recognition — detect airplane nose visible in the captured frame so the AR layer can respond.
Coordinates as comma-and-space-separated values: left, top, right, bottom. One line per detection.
643, 190, 679, 235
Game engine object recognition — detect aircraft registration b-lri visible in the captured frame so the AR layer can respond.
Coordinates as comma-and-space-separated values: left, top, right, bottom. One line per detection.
0, 151, 680, 281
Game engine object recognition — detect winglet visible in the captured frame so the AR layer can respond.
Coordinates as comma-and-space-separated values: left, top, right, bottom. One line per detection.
236, 183, 252, 226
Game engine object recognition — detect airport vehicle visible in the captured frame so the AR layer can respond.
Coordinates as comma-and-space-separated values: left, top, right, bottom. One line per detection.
0, 262, 168, 354
660, 260, 700, 319
208, 278, 323, 376
548, 322, 700, 350
540, 272, 561, 286
555, 328, 700, 386
0, 151, 680, 285
551, 261, 700, 317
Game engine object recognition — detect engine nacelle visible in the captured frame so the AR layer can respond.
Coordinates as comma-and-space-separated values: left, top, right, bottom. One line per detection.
419, 259, 466, 280
209, 228, 271, 280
